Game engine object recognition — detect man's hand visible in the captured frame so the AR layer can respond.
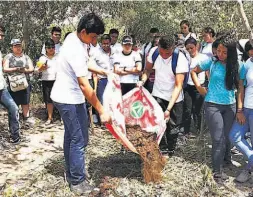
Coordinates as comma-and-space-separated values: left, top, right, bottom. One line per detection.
136, 80, 144, 87
197, 86, 207, 96
236, 112, 246, 125
17, 67, 25, 73
99, 112, 112, 124
39, 64, 48, 71
164, 110, 170, 122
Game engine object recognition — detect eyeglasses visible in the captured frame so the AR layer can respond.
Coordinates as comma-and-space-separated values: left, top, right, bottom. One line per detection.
53, 33, 61, 37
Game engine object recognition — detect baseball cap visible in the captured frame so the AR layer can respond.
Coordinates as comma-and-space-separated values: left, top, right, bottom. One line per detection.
10, 38, 22, 45
122, 36, 133, 45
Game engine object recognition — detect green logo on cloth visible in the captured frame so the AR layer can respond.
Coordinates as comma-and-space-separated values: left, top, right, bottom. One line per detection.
130, 101, 144, 119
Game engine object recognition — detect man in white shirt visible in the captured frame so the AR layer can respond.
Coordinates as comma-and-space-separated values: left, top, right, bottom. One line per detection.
41, 26, 62, 55
109, 28, 122, 54
140, 28, 159, 69
0, 25, 21, 144
50, 13, 111, 195
138, 34, 189, 156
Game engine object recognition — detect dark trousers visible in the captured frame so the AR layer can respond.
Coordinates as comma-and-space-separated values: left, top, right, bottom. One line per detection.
54, 102, 88, 185
121, 83, 136, 96
154, 97, 184, 151
183, 84, 204, 134
205, 102, 236, 173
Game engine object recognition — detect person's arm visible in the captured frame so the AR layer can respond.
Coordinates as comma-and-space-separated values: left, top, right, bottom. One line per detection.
93, 73, 98, 92
24, 56, 34, 73
77, 76, 110, 123
236, 79, 245, 124
3, 58, 20, 73
191, 66, 207, 96
114, 63, 129, 76
164, 73, 185, 119
124, 62, 142, 75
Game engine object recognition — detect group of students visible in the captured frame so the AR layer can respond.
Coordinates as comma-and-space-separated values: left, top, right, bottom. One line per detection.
1, 13, 253, 194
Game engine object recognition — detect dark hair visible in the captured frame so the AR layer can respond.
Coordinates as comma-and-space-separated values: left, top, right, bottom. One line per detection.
64, 32, 71, 40
51, 26, 61, 34
151, 35, 160, 47
0, 25, 5, 32
180, 20, 192, 32
212, 39, 220, 49
245, 40, 253, 53
45, 39, 55, 47
77, 13, 105, 35
203, 27, 215, 37
101, 34, 111, 42
219, 40, 239, 90
149, 28, 159, 34
239, 40, 253, 61
185, 37, 197, 46
109, 28, 119, 35
159, 35, 175, 50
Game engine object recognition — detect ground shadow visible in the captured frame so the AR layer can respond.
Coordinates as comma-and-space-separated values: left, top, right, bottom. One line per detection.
89, 151, 142, 185
44, 154, 65, 178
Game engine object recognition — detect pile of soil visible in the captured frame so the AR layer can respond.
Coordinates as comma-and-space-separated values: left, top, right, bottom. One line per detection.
127, 125, 166, 183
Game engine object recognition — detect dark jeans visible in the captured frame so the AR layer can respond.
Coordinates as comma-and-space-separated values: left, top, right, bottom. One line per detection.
154, 97, 184, 151
205, 102, 236, 173
144, 80, 154, 93
0, 88, 20, 140
97, 78, 108, 105
54, 102, 89, 185
183, 84, 204, 134
121, 83, 136, 96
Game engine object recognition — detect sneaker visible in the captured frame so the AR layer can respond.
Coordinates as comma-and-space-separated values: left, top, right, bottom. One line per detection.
45, 119, 52, 126
24, 117, 36, 128
70, 180, 97, 195
236, 169, 252, 183
10, 137, 21, 145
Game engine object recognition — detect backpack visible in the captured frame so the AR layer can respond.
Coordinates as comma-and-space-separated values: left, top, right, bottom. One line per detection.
151, 47, 191, 88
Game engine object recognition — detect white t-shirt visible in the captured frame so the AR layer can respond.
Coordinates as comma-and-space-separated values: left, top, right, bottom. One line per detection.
111, 43, 122, 54
41, 43, 61, 55
37, 54, 58, 81
200, 42, 213, 58
147, 47, 189, 102
91, 47, 114, 79
243, 58, 253, 109
113, 51, 142, 83
140, 42, 152, 68
51, 32, 89, 104
188, 53, 208, 85
183, 33, 197, 41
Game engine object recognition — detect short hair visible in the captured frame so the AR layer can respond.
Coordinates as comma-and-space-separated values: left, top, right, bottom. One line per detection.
51, 26, 61, 34
245, 40, 253, 52
185, 37, 197, 46
77, 13, 105, 35
159, 34, 175, 49
0, 25, 5, 32
109, 28, 119, 35
203, 27, 215, 37
150, 28, 159, 34
101, 34, 111, 42
45, 38, 55, 47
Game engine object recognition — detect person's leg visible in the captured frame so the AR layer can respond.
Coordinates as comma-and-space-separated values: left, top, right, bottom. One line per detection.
0, 88, 20, 141
205, 102, 225, 174
182, 85, 193, 134
22, 104, 30, 118
222, 103, 236, 164
97, 78, 108, 105
47, 103, 54, 120
192, 86, 204, 133
167, 101, 183, 154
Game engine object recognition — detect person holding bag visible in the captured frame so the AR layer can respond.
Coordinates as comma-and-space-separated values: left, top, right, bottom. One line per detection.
3, 38, 34, 127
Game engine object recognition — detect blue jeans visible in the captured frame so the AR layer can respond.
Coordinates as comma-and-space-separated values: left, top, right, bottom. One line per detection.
0, 88, 20, 140
97, 78, 108, 105
54, 102, 89, 185
229, 108, 253, 169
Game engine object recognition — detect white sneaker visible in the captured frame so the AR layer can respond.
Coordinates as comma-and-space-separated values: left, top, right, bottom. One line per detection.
236, 169, 252, 183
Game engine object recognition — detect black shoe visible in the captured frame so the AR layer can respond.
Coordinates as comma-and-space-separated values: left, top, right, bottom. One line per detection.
168, 150, 175, 156
10, 137, 21, 145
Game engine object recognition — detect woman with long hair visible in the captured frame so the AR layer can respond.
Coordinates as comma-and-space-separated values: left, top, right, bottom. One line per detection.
191, 32, 242, 183
179, 20, 197, 41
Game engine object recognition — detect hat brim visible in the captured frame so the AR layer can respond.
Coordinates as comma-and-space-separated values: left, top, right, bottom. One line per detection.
12, 43, 22, 46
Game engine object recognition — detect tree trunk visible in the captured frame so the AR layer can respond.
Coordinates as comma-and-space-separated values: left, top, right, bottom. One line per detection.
20, 1, 29, 53
237, 0, 253, 46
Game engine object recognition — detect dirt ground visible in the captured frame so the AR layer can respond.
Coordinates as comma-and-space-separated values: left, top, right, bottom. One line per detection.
0, 106, 253, 197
